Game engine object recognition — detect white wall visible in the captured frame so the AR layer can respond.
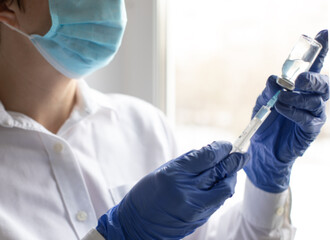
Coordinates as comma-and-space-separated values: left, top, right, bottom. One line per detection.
86, 0, 159, 105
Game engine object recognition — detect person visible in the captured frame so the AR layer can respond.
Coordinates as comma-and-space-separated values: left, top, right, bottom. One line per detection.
0, 0, 328, 239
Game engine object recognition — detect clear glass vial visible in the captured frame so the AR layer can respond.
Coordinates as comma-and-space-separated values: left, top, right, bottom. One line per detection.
277, 35, 322, 90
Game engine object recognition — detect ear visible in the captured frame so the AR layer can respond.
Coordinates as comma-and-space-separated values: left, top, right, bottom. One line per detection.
0, 2, 19, 28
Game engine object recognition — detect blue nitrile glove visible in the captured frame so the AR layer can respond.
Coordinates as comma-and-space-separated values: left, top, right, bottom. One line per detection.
96, 141, 249, 239
244, 30, 329, 193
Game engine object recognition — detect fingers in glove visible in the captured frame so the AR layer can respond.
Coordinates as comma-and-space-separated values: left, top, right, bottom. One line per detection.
253, 75, 282, 117
260, 75, 283, 103
310, 30, 328, 73
278, 91, 326, 117
204, 174, 238, 206
196, 152, 249, 190
275, 101, 326, 133
215, 152, 250, 178
295, 72, 329, 101
178, 141, 232, 174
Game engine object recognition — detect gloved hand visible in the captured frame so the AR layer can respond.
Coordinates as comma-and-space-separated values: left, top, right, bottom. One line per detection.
96, 141, 249, 239
244, 30, 329, 193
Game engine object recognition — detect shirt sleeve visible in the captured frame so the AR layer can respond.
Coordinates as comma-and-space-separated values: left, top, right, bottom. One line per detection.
184, 177, 296, 240
81, 229, 105, 240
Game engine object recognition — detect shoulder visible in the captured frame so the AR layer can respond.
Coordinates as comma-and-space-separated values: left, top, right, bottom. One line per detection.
106, 93, 161, 117
109, 93, 178, 158
93, 91, 166, 125
105, 93, 168, 135
86, 84, 166, 127
90, 90, 178, 158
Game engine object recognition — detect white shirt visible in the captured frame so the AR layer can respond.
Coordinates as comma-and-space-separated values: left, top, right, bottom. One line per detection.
0, 80, 295, 240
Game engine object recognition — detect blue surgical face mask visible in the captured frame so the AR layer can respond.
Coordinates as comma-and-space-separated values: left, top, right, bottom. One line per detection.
13, 0, 127, 79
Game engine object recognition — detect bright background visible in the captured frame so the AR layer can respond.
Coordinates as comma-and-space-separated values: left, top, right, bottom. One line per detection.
169, 1, 329, 239
87, 0, 330, 239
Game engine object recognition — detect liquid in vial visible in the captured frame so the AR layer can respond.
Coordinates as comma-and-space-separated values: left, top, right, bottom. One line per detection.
281, 59, 310, 82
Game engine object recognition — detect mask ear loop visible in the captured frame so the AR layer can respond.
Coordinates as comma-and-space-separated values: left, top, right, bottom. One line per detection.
2, 22, 32, 40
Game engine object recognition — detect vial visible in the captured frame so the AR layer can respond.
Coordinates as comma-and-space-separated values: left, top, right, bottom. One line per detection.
277, 35, 322, 90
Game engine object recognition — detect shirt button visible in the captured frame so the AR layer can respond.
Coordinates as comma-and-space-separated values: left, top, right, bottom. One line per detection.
53, 143, 64, 153
76, 211, 88, 222
276, 207, 284, 216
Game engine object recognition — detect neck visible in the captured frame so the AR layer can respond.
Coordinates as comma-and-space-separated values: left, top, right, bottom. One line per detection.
0, 24, 77, 134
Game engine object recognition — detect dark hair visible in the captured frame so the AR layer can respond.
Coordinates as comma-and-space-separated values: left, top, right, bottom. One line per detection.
0, 0, 24, 10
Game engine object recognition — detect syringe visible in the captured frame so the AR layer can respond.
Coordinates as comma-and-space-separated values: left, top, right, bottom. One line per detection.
232, 90, 281, 153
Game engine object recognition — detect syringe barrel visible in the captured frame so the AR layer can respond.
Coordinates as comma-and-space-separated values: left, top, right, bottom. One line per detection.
232, 105, 271, 153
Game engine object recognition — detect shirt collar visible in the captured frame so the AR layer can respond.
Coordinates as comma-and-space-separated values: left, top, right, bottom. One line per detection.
0, 103, 48, 132
0, 103, 15, 128
76, 79, 117, 115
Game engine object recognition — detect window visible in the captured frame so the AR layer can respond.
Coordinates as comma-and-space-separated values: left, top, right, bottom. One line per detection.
168, 0, 329, 239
